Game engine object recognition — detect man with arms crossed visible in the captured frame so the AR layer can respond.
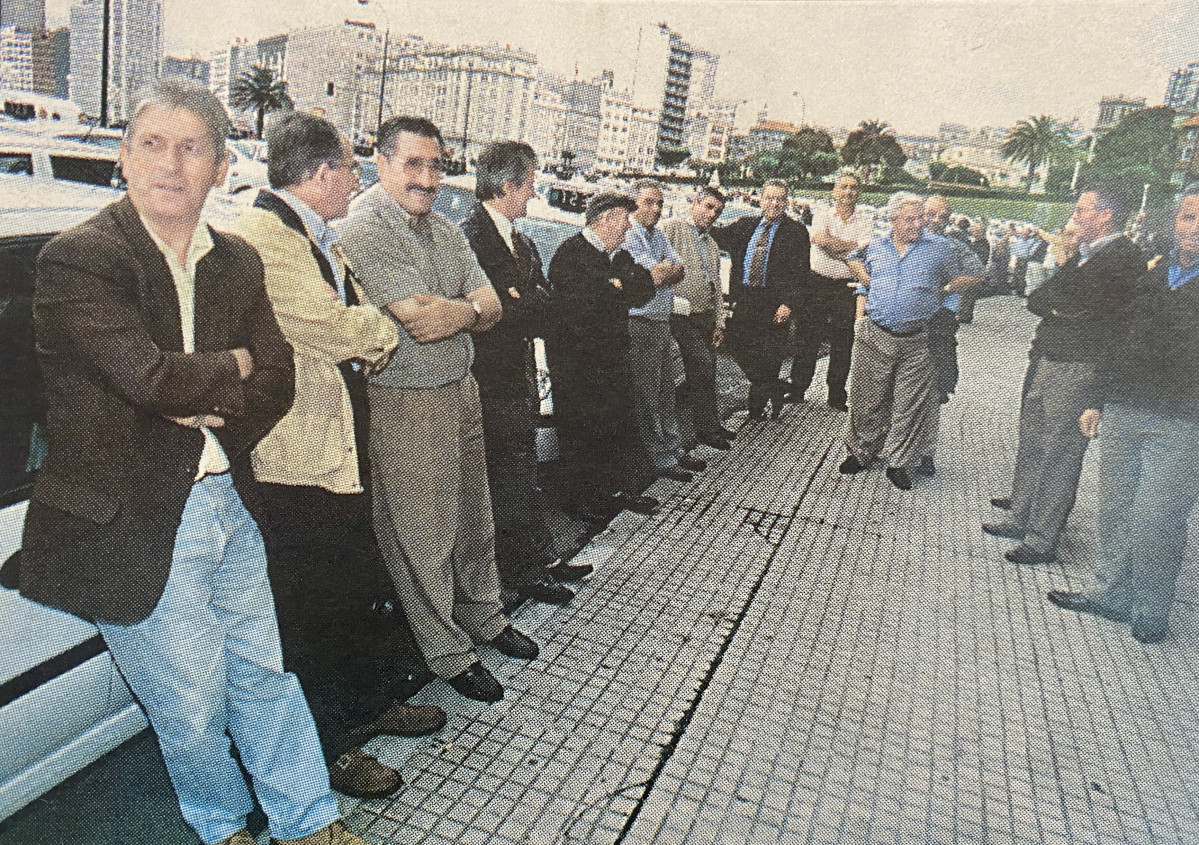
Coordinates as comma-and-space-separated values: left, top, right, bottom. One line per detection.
787, 172, 873, 412
17, 79, 365, 845
228, 111, 446, 800
338, 117, 537, 705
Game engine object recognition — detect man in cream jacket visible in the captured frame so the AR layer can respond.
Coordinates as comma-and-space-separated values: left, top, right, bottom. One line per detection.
227, 112, 447, 801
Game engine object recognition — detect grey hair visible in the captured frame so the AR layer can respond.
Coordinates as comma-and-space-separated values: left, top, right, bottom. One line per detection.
127, 77, 231, 163
884, 191, 924, 220
632, 178, 663, 197
475, 141, 537, 201
266, 111, 347, 189
762, 178, 788, 193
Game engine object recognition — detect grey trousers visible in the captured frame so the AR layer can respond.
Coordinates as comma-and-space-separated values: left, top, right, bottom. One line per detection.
845, 317, 935, 470
671, 311, 723, 437
1007, 357, 1094, 555
628, 316, 683, 471
368, 375, 508, 679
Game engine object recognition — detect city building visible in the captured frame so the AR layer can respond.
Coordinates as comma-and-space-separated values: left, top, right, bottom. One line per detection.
895, 133, 938, 180
527, 67, 567, 167
257, 33, 286, 83
385, 39, 537, 161
69, 0, 163, 124
31, 25, 68, 99
0, 24, 31, 91
595, 79, 660, 173
1165, 61, 1199, 115
0, 0, 43, 33
630, 22, 718, 153
683, 112, 731, 164
935, 143, 1025, 188
208, 37, 256, 116
1095, 94, 1145, 133
283, 19, 383, 142
746, 118, 800, 156
162, 55, 209, 86
559, 77, 601, 172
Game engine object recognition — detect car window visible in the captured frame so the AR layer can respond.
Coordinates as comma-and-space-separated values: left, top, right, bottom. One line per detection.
0, 236, 49, 506
48, 155, 118, 188
0, 153, 32, 176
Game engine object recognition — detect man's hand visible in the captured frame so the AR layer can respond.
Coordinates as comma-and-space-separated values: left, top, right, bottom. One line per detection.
166, 414, 226, 429
1079, 409, 1102, 438
650, 261, 684, 288
773, 304, 791, 324
944, 274, 982, 293
397, 294, 475, 343
230, 348, 254, 380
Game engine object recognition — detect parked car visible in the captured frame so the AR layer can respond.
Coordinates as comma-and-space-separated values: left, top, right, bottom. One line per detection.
223, 141, 269, 195
0, 128, 122, 190
0, 176, 148, 822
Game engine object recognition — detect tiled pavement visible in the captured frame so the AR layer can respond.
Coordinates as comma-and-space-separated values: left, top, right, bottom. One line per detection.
342, 294, 1199, 845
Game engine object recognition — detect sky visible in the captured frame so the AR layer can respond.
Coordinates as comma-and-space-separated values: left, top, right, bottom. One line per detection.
43, 0, 1199, 137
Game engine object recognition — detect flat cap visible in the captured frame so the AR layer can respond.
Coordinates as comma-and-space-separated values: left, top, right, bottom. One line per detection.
585, 191, 637, 225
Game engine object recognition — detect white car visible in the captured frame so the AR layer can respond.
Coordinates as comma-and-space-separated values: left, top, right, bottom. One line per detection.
0, 176, 147, 822
224, 141, 268, 195
0, 128, 122, 190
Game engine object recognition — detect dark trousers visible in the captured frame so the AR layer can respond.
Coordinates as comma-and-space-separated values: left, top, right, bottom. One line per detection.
927, 307, 960, 399
478, 360, 556, 585
790, 274, 856, 404
726, 289, 789, 391
671, 310, 722, 436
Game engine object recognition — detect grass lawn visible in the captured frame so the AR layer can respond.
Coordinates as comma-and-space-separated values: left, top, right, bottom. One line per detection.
792, 188, 1074, 228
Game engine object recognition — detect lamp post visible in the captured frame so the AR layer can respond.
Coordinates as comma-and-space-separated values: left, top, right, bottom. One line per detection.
461, 56, 474, 163
99, 0, 110, 127
357, 0, 390, 141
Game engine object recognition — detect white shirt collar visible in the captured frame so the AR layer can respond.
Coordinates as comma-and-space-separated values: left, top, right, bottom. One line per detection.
483, 201, 516, 253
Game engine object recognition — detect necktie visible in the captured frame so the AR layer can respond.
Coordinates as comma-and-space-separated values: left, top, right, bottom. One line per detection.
512, 233, 531, 285
748, 222, 772, 288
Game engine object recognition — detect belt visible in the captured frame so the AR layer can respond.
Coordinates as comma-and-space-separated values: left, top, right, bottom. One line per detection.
872, 319, 924, 338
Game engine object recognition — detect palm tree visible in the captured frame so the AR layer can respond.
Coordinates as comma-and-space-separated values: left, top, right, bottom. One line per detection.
1002, 115, 1071, 189
229, 64, 293, 139
840, 120, 907, 182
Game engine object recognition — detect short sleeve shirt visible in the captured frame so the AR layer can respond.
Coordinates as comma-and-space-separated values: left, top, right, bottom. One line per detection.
809, 204, 874, 279
336, 183, 489, 388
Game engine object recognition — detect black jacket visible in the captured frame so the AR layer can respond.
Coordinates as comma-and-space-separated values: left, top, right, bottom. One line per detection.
460, 203, 552, 392
1026, 235, 1144, 362
1089, 258, 1199, 418
711, 214, 810, 312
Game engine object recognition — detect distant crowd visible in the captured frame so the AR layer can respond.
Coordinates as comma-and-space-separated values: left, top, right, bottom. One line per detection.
6, 76, 1197, 845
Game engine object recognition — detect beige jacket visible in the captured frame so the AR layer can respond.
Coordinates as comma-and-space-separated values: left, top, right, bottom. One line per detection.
226, 205, 398, 493
662, 215, 722, 316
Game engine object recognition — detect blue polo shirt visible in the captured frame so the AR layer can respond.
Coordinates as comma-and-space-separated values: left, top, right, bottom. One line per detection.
624, 220, 681, 321
852, 232, 959, 333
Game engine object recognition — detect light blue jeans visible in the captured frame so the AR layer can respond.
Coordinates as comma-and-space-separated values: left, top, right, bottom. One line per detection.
1092, 403, 1199, 624
98, 473, 339, 844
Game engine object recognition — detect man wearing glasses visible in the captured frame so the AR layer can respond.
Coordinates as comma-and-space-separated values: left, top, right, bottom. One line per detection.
338, 117, 538, 706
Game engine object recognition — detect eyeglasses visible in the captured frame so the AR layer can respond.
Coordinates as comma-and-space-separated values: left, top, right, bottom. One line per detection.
386, 155, 445, 176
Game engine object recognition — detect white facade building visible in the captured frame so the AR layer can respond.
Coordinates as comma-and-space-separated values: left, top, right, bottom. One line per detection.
284, 19, 383, 141
69, 0, 163, 123
0, 25, 32, 92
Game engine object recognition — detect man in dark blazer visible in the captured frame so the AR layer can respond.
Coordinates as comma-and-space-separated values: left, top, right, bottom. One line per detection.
16, 79, 364, 845
711, 178, 810, 419
984, 183, 1144, 567
545, 191, 658, 521
461, 141, 586, 607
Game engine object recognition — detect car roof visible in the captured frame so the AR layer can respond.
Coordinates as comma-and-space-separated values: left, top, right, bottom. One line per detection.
0, 173, 122, 238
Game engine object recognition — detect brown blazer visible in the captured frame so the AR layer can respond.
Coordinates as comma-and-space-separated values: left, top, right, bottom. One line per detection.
17, 196, 294, 625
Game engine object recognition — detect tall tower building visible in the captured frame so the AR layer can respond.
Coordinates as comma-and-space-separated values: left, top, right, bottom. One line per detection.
0, 24, 32, 90
31, 25, 68, 98
1, 0, 44, 33
69, 0, 163, 123
284, 19, 384, 141
630, 23, 719, 153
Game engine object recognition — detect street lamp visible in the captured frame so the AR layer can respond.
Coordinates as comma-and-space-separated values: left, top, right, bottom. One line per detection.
357, 0, 390, 139
461, 56, 474, 163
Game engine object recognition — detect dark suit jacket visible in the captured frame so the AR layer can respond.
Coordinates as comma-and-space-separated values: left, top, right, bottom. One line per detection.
711, 213, 810, 311
460, 203, 552, 394
1026, 235, 1144, 362
17, 196, 294, 624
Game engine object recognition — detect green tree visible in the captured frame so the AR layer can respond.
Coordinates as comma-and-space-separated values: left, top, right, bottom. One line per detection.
229, 64, 293, 139
656, 145, 691, 168
840, 120, 907, 182
1001, 115, 1072, 189
778, 127, 840, 181
929, 161, 988, 187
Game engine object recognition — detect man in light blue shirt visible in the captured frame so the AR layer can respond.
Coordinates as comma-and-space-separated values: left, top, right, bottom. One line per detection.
840, 193, 974, 490
623, 179, 705, 480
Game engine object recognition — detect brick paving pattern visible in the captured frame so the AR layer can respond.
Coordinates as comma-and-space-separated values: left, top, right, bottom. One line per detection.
345, 296, 1199, 845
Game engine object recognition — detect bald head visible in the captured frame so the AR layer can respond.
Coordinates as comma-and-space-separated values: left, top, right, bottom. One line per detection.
923, 195, 951, 234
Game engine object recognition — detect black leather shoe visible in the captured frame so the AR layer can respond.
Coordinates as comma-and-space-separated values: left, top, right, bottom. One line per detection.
916, 456, 936, 477
697, 431, 732, 450
655, 466, 693, 482
1046, 590, 1127, 622
446, 662, 503, 703
547, 560, 593, 581
990, 497, 1012, 510
348, 701, 447, 739
1131, 616, 1169, 644
328, 749, 402, 799
488, 625, 539, 660
827, 398, 848, 412
769, 384, 786, 420
678, 454, 707, 472
500, 585, 523, 614
886, 467, 912, 491
613, 491, 660, 514
982, 521, 1024, 539
518, 575, 574, 605
1005, 544, 1055, 565
839, 454, 868, 474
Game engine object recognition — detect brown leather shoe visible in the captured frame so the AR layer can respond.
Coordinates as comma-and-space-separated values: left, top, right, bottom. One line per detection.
217, 830, 255, 845
327, 749, 401, 799
272, 820, 371, 845
347, 701, 447, 740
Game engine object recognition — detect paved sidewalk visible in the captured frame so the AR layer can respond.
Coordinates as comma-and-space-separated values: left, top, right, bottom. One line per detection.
341, 295, 1199, 845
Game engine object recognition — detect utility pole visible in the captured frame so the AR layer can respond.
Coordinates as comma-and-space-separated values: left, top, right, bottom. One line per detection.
99, 0, 111, 127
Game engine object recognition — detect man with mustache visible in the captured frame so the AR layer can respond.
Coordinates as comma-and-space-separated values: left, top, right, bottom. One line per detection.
338, 116, 538, 706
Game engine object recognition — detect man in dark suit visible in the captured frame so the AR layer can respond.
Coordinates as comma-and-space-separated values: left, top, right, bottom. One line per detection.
16, 79, 364, 845
545, 192, 659, 521
984, 183, 1144, 566
711, 179, 810, 419
461, 141, 587, 607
